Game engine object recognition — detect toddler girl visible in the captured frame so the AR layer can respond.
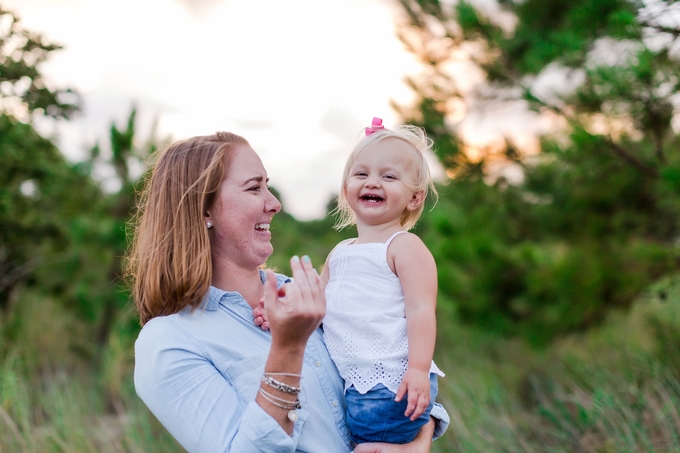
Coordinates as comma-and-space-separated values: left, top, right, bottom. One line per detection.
321, 118, 444, 445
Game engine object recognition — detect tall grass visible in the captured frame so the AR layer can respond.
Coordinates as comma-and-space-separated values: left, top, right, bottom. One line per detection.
0, 292, 183, 453
431, 275, 680, 453
1, 277, 679, 452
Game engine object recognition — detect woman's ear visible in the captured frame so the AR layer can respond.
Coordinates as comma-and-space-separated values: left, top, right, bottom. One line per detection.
204, 211, 213, 228
406, 190, 426, 211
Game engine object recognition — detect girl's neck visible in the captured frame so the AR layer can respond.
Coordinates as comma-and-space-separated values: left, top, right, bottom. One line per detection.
355, 220, 405, 244
211, 260, 264, 309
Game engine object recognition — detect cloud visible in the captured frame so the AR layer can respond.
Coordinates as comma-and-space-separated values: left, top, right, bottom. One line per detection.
319, 106, 365, 142
174, 0, 226, 17
6, 0, 420, 220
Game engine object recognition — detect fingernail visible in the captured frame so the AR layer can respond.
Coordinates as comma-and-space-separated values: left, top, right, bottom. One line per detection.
302, 255, 310, 263
313, 268, 319, 275
293, 256, 300, 263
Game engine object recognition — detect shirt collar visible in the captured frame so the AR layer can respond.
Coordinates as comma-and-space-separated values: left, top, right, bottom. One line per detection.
202, 269, 290, 312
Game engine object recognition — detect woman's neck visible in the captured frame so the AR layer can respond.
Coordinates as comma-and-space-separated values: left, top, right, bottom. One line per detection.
211, 260, 264, 309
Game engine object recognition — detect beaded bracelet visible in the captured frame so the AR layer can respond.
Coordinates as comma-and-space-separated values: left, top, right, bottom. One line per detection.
261, 374, 302, 394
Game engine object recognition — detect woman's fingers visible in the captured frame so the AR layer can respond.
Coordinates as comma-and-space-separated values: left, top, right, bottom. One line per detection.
353, 444, 381, 453
288, 255, 325, 317
264, 257, 325, 346
289, 256, 312, 301
263, 268, 279, 311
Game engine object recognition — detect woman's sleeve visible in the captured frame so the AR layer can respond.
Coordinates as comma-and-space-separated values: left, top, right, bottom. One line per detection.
430, 402, 450, 440
133, 319, 298, 453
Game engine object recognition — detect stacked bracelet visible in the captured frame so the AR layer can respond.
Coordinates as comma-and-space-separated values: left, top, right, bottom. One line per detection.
258, 388, 301, 422
261, 373, 302, 394
259, 388, 301, 409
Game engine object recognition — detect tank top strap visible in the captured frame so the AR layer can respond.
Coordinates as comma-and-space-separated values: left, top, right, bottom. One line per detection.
384, 230, 408, 247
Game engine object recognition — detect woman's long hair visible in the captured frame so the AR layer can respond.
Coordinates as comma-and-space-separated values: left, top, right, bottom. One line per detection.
125, 132, 249, 325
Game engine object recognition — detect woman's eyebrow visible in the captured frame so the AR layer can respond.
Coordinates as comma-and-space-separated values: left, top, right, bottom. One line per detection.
242, 176, 262, 184
240, 175, 268, 186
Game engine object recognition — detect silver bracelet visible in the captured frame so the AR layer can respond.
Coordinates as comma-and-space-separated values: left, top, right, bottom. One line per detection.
261, 375, 302, 394
258, 388, 301, 422
259, 388, 302, 409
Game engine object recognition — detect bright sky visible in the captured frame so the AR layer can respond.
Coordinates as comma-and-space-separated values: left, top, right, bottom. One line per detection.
4, 0, 436, 220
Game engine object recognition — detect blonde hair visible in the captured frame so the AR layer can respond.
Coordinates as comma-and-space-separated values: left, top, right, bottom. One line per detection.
334, 124, 438, 231
125, 132, 249, 325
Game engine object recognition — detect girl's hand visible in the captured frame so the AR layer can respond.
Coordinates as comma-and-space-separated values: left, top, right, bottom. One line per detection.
353, 417, 435, 453
395, 368, 430, 421
263, 256, 325, 348
252, 298, 269, 330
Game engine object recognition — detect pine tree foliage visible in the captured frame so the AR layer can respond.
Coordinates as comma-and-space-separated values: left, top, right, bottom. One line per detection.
0, 7, 79, 119
395, 0, 680, 342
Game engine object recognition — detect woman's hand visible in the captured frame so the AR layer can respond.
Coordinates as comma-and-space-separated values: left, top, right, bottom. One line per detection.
353, 417, 435, 453
263, 255, 325, 349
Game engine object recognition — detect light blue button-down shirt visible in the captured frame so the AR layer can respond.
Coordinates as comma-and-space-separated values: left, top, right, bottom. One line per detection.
134, 272, 449, 452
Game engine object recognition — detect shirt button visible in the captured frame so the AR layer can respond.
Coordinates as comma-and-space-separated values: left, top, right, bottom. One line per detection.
332, 400, 338, 407
314, 361, 321, 367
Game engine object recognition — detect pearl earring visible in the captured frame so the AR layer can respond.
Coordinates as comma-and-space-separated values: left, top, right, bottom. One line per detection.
206, 222, 212, 229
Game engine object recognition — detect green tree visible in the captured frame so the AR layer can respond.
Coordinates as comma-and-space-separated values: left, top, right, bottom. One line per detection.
0, 6, 79, 119
0, 6, 85, 313
395, 0, 680, 342
86, 107, 164, 346
0, 115, 101, 312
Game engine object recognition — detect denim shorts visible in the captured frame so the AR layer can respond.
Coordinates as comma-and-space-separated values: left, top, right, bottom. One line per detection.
345, 373, 439, 444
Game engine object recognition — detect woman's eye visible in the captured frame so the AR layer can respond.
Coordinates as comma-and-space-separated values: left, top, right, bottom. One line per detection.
248, 185, 260, 192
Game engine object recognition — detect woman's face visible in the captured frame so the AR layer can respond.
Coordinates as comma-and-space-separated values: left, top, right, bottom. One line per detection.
206, 145, 281, 270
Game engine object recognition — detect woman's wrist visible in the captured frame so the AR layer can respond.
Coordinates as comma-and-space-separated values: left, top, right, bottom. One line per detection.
257, 346, 306, 433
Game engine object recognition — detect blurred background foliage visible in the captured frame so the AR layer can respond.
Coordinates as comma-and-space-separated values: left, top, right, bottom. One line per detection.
1, 0, 679, 451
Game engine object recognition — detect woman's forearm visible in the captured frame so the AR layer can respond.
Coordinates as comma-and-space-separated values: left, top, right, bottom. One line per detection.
353, 418, 435, 453
255, 344, 306, 434
257, 259, 326, 435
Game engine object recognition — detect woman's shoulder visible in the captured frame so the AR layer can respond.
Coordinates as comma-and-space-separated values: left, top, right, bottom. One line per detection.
135, 312, 201, 354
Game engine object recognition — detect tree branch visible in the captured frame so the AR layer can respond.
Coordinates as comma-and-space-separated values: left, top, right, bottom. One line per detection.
604, 139, 659, 179
640, 21, 680, 39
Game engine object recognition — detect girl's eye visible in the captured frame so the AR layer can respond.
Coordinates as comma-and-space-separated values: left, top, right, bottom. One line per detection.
383, 174, 396, 180
355, 172, 367, 177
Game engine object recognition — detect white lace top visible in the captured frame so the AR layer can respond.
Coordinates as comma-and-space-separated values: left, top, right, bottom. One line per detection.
323, 231, 444, 395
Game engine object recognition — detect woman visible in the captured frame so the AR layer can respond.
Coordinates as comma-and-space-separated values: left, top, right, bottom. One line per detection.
127, 132, 448, 452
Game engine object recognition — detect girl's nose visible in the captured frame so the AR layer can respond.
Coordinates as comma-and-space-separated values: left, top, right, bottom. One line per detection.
364, 175, 381, 188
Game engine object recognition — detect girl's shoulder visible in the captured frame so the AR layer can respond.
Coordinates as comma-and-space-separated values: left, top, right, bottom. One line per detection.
388, 230, 425, 247
387, 231, 432, 259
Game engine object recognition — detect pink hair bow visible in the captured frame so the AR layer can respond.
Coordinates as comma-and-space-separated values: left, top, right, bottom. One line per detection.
365, 117, 385, 136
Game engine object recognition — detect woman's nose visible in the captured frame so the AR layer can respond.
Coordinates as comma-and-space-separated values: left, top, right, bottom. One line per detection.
267, 191, 282, 213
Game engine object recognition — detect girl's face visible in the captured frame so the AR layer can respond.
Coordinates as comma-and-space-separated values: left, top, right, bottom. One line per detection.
344, 138, 422, 229
206, 145, 281, 269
